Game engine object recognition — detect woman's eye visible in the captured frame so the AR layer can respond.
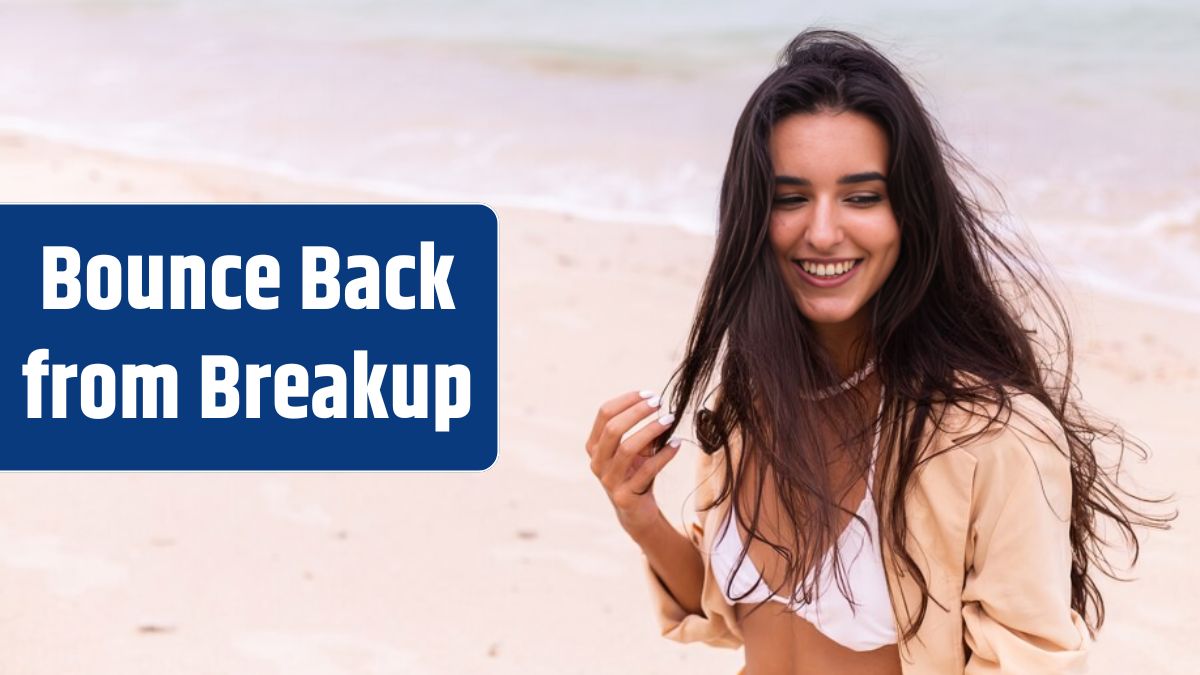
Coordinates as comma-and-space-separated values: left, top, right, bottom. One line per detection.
847, 194, 882, 205
773, 195, 807, 207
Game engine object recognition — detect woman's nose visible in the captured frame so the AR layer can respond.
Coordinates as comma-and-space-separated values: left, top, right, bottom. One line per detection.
804, 199, 843, 250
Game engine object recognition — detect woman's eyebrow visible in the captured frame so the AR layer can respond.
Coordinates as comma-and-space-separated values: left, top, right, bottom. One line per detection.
774, 171, 887, 186
837, 171, 887, 185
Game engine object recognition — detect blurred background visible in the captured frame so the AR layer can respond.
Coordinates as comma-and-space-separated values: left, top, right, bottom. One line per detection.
3, 0, 1200, 307
0, 1, 1195, 673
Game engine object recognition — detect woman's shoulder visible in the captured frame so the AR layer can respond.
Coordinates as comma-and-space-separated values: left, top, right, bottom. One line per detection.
929, 378, 1066, 448
923, 379, 1072, 506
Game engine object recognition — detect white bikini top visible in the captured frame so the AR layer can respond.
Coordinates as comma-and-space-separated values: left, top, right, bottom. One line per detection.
708, 408, 897, 652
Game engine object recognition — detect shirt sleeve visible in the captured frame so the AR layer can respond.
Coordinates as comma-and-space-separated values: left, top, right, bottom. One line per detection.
641, 513, 743, 649
960, 415, 1091, 674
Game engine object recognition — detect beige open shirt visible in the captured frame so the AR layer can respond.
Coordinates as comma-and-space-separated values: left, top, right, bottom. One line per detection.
642, 391, 1091, 674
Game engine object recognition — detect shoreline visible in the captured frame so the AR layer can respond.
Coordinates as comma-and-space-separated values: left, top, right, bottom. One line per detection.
0, 120, 718, 236
5, 125, 1198, 318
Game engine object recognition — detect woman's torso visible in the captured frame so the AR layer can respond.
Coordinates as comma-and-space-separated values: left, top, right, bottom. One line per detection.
711, 384, 903, 675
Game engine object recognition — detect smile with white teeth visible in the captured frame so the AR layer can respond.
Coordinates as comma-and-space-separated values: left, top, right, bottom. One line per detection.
798, 259, 860, 277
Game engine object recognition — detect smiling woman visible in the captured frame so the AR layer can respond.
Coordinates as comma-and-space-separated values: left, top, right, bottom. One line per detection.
585, 27, 1175, 675
768, 111, 900, 374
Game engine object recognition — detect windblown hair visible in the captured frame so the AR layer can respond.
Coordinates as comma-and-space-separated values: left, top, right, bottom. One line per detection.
648, 28, 1175, 640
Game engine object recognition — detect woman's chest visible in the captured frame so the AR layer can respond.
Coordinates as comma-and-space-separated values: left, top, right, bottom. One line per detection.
700, 443, 979, 674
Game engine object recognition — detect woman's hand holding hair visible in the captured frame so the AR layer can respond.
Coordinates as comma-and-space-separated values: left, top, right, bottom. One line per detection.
586, 389, 682, 538
588, 390, 708, 619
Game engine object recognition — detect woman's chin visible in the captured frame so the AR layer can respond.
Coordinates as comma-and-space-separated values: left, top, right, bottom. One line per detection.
797, 300, 864, 328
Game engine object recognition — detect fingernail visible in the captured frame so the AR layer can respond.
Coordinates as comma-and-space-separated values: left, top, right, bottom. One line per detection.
647, 395, 661, 408
639, 389, 655, 398
668, 438, 682, 448
658, 413, 675, 426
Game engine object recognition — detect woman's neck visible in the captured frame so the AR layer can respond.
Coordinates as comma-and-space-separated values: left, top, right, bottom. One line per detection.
812, 314, 872, 379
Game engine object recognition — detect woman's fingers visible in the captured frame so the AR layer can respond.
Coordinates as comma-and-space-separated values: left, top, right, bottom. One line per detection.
602, 410, 676, 488
585, 389, 656, 456
623, 438, 682, 498
587, 392, 663, 470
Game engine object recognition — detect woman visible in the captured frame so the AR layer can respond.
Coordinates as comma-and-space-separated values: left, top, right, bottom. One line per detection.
584, 29, 1173, 674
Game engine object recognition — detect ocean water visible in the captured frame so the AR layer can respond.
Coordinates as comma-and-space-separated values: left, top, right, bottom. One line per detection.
1, 0, 1198, 310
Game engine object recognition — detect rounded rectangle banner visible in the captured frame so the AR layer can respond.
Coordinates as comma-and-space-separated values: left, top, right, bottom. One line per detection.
0, 204, 498, 470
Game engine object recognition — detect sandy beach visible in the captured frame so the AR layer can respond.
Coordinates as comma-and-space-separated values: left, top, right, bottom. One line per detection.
0, 131, 1193, 674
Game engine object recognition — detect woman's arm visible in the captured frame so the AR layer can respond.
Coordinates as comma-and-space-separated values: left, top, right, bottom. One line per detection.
637, 508, 742, 649
631, 511, 707, 616
636, 437, 743, 649
585, 389, 741, 647
961, 402, 1090, 673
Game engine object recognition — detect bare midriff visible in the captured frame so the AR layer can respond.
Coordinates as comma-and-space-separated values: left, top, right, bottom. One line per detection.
738, 606, 902, 675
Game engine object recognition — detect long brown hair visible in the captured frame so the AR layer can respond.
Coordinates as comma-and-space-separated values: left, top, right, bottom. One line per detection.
650, 28, 1175, 640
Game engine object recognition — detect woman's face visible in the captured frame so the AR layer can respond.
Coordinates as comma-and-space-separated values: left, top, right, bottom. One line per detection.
768, 110, 900, 338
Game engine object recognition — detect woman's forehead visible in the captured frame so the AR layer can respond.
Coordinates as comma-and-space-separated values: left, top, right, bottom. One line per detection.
770, 111, 889, 179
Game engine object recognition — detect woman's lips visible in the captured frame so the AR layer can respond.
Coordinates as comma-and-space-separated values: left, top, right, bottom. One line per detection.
791, 258, 863, 288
